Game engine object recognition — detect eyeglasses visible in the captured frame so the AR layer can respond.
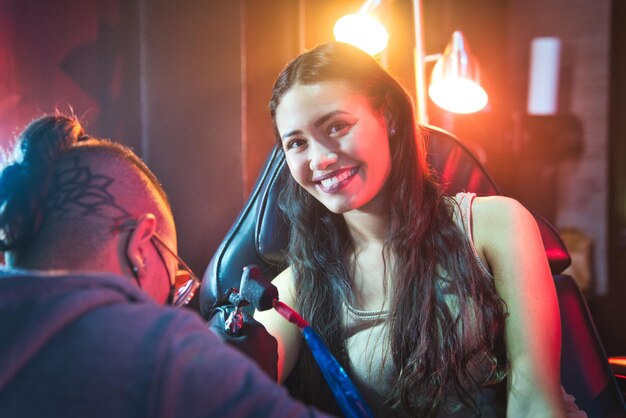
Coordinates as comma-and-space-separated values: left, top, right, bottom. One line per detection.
116, 221, 202, 307
150, 233, 202, 307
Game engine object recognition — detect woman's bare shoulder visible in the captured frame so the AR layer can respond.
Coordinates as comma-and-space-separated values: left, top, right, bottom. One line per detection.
471, 195, 536, 237
470, 196, 540, 265
472, 195, 531, 221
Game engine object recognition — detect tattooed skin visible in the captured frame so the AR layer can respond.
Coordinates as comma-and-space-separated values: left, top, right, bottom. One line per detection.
45, 155, 131, 222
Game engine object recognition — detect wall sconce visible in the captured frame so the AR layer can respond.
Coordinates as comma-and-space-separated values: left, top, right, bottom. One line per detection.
333, 0, 488, 123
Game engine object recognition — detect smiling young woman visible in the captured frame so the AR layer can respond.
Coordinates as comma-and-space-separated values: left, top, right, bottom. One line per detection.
255, 42, 585, 418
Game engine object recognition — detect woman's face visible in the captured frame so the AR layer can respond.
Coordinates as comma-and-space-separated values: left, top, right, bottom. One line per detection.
275, 81, 392, 214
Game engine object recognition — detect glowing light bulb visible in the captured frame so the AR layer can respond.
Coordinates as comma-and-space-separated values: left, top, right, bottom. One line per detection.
333, 13, 389, 56
428, 77, 488, 114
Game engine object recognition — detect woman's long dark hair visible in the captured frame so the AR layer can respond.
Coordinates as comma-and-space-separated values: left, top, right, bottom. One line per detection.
269, 42, 507, 416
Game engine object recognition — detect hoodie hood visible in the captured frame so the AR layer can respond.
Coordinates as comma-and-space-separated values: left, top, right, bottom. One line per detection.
0, 270, 153, 392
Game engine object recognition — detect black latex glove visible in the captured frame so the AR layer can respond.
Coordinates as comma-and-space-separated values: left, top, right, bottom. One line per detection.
209, 305, 278, 381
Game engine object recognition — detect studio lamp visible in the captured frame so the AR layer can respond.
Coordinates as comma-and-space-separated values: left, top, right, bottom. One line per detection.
428, 31, 488, 115
333, 0, 488, 123
333, 0, 389, 56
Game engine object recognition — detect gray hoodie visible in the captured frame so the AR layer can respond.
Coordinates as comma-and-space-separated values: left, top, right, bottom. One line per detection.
0, 270, 330, 418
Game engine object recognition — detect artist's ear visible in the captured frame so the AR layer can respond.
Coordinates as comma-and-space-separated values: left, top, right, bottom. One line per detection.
126, 213, 157, 278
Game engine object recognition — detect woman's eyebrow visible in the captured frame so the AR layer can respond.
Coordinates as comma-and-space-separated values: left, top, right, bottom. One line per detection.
314, 110, 349, 128
281, 129, 302, 141
281, 110, 351, 141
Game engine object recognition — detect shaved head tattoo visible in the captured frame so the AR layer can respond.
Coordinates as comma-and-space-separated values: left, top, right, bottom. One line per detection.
45, 155, 131, 224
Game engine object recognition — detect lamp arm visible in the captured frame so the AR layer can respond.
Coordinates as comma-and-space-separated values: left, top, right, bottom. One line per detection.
359, 0, 383, 14
424, 53, 442, 63
412, 0, 428, 123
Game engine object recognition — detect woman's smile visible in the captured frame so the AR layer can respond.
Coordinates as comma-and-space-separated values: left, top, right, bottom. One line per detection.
314, 166, 359, 193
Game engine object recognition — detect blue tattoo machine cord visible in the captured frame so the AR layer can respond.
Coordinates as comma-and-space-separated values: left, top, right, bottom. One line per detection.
273, 300, 373, 418
231, 265, 373, 418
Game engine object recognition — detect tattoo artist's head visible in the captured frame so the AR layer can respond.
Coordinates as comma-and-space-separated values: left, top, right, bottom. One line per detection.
0, 114, 177, 304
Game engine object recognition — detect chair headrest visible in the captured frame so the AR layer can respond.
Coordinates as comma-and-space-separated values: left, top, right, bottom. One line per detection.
424, 126, 571, 274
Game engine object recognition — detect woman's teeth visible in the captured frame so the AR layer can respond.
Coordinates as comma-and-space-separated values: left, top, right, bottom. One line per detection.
320, 168, 357, 188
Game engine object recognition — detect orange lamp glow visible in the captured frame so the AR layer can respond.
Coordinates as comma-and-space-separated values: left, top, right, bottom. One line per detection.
428, 77, 488, 114
333, 13, 389, 56
608, 357, 626, 368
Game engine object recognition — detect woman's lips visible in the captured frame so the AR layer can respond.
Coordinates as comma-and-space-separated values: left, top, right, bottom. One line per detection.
314, 167, 359, 193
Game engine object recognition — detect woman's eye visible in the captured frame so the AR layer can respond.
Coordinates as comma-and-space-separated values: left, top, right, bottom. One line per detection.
285, 138, 305, 150
328, 121, 350, 136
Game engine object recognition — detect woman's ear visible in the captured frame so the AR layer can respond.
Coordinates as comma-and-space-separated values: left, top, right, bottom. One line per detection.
383, 93, 399, 138
126, 213, 157, 278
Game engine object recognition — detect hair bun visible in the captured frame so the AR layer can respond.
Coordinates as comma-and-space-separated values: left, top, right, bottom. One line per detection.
0, 114, 84, 250
0, 161, 40, 251
0, 162, 29, 193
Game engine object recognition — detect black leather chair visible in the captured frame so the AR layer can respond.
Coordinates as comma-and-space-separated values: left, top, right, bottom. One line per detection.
200, 125, 626, 417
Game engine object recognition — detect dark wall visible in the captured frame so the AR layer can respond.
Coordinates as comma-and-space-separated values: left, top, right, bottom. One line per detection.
138, 0, 244, 275
0, 0, 245, 276
241, 1, 300, 196
604, 0, 626, 356
0, 0, 140, 150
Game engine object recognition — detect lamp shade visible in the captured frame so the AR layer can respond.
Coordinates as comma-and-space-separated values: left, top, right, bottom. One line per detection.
428, 31, 488, 114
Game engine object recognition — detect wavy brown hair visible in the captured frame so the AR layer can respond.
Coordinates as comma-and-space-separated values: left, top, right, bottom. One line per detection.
269, 42, 507, 416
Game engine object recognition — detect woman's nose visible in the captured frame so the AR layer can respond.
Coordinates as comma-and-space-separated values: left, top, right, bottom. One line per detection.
309, 145, 338, 171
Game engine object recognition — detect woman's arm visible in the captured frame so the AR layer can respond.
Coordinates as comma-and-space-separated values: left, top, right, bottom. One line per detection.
254, 267, 303, 383
472, 195, 567, 418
